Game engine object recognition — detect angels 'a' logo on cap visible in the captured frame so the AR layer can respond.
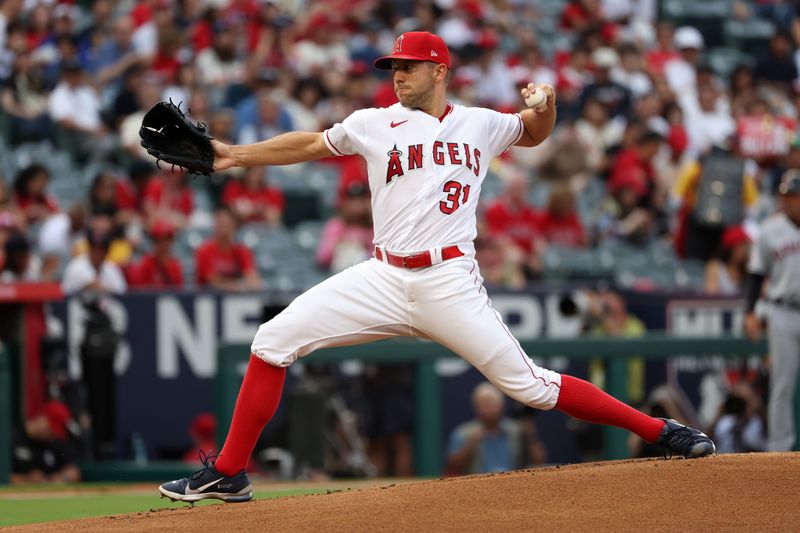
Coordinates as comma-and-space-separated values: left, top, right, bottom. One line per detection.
394, 34, 404, 53
431, 50, 438, 57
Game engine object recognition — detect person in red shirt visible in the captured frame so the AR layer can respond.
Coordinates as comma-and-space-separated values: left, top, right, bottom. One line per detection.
482, 173, 544, 278
195, 207, 263, 291
129, 220, 183, 289
12, 163, 59, 224
646, 21, 680, 78
483, 173, 541, 255
222, 167, 285, 225
116, 161, 155, 225
609, 130, 664, 206
142, 168, 194, 230
537, 186, 586, 248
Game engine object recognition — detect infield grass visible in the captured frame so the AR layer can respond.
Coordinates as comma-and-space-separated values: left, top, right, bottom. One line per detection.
0, 488, 325, 527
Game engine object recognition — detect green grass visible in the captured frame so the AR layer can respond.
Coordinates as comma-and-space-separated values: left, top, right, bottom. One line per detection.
0, 489, 325, 527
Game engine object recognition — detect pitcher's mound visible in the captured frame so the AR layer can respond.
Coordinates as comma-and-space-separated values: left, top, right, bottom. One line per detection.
15, 452, 800, 532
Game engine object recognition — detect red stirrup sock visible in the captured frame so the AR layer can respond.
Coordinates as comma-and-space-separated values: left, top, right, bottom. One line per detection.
214, 355, 286, 476
555, 374, 665, 443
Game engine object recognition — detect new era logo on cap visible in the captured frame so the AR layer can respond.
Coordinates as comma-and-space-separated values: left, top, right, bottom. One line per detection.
374, 32, 451, 70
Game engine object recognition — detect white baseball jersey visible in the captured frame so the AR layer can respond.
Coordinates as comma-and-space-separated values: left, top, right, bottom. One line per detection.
748, 212, 800, 302
322, 102, 524, 252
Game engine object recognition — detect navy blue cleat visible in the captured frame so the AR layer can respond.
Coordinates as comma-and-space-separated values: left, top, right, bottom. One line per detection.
656, 418, 716, 459
159, 452, 253, 503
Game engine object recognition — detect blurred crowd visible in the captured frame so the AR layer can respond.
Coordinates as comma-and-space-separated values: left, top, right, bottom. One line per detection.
0, 0, 796, 295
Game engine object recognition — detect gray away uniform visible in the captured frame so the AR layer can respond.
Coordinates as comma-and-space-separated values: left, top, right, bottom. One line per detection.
748, 212, 800, 451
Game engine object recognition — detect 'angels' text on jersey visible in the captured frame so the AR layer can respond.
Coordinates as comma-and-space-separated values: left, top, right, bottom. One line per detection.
385, 142, 481, 183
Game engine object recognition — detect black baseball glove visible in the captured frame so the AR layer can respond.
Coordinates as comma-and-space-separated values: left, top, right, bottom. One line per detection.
139, 101, 215, 175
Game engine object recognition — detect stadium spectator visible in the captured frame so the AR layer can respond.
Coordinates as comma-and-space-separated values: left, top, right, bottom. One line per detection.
89, 15, 145, 90
196, 17, 245, 89
483, 172, 543, 276
237, 90, 292, 145
72, 206, 135, 270
537, 185, 586, 248
222, 166, 285, 226
664, 26, 704, 96
195, 206, 262, 291
12, 163, 58, 224
458, 32, 517, 108
446, 382, 544, 475
128, 220, 183, 289
0, 178, 25, 232
594, 167, 652, 245
88, 172, 119, 216
756, 31, 798, 90
711, 383, 767, 454
609, 130, 664, 202
1, 50, 53, 145
610, 42, 653, 99
116, 161, 154, 223
142, 168, 194, 230
704, 225, 752, 295
282, 77, 323, 132
38, 202, 86, 280
575, 96, 625, 174
119, 75, 163, 161
11, 400, 80, 484
47, 58, 111, 161
646, 20, 679, 78
555, 44, 592, 120
317, 181, 373, 272
580, 47, 631, 119
473, 235, 524, 289
679, 83, 736, 160
0, 230, 39, 281
61, 228, 127, 295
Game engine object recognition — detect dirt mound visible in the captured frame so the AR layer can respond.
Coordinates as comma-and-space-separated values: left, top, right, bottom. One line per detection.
9, 452, 799, 532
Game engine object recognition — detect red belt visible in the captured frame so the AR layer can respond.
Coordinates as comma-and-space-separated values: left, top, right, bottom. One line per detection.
375, 245, 464, 269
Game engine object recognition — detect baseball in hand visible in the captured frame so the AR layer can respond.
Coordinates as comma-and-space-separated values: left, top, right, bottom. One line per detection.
524, 87, 547, 109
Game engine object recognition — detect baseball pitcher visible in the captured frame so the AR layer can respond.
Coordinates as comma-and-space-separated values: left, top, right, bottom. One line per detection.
158, 32, 715, 503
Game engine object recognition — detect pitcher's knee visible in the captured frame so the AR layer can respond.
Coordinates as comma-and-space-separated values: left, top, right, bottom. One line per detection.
250, 321, 297, 367
493, 372, 562, 410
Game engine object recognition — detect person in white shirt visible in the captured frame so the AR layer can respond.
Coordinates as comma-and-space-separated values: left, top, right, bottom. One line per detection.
38, 202, 86, 280
61, 229, 126, 295
664, 26, 704, 96
47, 60, 103, 135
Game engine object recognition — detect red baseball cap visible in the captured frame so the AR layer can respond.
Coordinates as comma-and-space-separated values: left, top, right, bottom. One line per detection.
150, 219, 176, 240
374, 32, 451, 70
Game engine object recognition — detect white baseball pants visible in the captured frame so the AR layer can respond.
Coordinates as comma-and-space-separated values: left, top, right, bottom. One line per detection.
251, 250, 562, 410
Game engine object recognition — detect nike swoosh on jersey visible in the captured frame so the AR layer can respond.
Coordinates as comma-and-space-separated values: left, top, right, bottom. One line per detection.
390, 120, 408, 128
185, 477, 224, 494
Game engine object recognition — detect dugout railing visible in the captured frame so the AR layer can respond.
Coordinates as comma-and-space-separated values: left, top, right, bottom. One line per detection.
216, 335, 779, 478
